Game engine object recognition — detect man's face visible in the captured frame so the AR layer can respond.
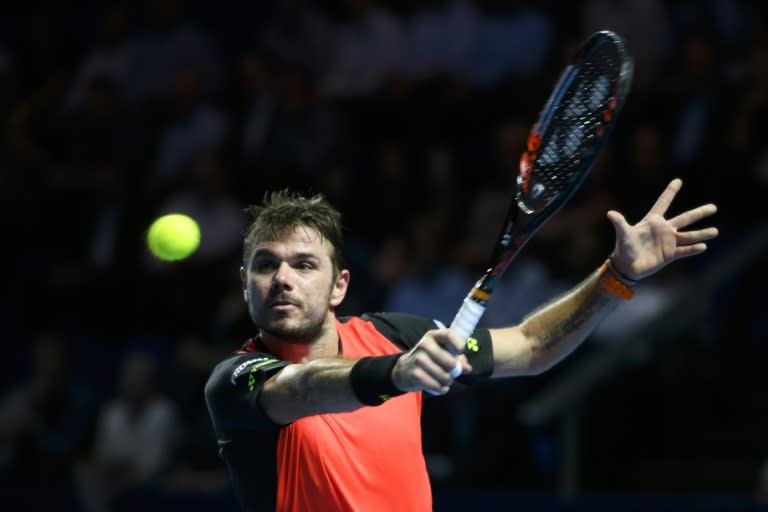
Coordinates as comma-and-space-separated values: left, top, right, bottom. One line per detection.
242, 226, 348, 342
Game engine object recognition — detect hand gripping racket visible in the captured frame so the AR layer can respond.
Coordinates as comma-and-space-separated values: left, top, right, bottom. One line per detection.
449, 31, 634, 374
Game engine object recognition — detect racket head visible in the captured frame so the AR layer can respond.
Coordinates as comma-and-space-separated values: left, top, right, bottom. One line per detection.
516, 30, 634, 225
451, 31, 634, 339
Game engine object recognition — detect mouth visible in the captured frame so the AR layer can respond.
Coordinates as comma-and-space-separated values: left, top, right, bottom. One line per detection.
269, 299, 297, 311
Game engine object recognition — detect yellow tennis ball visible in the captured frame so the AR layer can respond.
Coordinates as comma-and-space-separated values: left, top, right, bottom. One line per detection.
146, 214, 201, 261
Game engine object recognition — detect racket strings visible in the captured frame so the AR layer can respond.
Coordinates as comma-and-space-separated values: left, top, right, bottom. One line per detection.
533, 43, 623, 202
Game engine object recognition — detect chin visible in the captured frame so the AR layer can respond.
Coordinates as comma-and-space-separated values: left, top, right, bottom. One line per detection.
263, 321, 318, 342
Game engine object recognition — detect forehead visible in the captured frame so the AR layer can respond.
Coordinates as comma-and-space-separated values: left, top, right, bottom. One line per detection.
248, 226, 331, 261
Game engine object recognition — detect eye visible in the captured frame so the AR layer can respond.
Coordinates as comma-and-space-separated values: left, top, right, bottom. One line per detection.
295, 261, 315, 271
254, 260, 278, 273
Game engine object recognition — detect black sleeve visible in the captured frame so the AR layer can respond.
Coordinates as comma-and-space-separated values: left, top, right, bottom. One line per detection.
360, 312, 494, 385
204, 353, 290, 436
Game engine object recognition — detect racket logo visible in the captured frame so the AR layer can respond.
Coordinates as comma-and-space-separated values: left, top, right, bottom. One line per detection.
527, 132, 542, 153
519, 133, 542, 194
604, 97, 617, 121
597, 97, 618, 138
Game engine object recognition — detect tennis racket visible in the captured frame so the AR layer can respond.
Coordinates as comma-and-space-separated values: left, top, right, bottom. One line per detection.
449, 30, 634, 362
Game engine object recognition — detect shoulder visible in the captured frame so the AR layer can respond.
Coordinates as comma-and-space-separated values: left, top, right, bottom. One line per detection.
340, 312, 439, 351
205, 353, 286, 400
204, 351, 291, 434
362, 312, 438, 335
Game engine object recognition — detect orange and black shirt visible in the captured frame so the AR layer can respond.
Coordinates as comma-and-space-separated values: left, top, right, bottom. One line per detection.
204, 312, 493, 512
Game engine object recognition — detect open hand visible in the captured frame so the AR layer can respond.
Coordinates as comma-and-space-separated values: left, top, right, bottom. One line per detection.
607, 178, 718, 281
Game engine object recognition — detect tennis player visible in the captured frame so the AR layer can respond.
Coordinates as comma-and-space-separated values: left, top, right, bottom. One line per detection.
205, 180, 717, 512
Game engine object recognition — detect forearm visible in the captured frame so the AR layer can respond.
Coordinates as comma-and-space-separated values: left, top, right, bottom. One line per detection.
260, 354, 405, 424
527, 267, 622, 371
492, 263, 625, 377
260, 358, 362, 424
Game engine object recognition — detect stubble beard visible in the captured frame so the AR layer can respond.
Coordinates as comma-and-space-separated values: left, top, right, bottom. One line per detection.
253, 296, 330, 344
261, 314, 325, 343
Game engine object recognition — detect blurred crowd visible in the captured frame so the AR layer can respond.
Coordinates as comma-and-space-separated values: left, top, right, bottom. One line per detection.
1, 0, 767, 510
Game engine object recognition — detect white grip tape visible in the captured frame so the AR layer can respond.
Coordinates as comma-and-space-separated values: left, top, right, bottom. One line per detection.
450, 297, 486, 341
448, 298, 487, 378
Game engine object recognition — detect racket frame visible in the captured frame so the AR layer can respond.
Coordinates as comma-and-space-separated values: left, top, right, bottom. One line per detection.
450, 30, 634, 343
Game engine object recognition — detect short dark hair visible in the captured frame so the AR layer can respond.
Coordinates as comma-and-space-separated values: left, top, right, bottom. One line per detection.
243, 190, 344, 273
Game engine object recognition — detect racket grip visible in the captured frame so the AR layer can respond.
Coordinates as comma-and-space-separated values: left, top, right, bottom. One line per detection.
450, 296, 487, 344
448, 297, 486, 379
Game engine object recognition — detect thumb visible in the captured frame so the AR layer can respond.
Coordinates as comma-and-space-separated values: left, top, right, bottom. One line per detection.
606, 210, 630, 234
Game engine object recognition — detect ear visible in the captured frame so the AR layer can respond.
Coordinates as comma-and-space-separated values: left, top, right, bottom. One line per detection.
240, 266, 248, 302
330, 269, 350, 308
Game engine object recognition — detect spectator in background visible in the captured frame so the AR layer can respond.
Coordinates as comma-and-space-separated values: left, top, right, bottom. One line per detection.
400, 0, 479, 82
727, 31, 768, 226
758, 456, 768, 504
64, 76, 131, 273
0, 44, 15, 120
164, 334, 232, 495
236, 49, 279, 173
258, 0, 334, 83
62, 3, 144, 111
666, 31, 727, 173
0, 332, 92, 510
150, 65, 229, 194
322, 0, 406, 97
463, 0, 556, 86
76, 351, 178, 512
234, 47, 340, 188
133, 0, 222, 102
419, 143, 463, 229
257, 66, 340, 180
384, 209, 472, 324
350, 141, 424, 243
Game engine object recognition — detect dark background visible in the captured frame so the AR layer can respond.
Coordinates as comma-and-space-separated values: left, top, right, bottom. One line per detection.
1, 1, 767, 511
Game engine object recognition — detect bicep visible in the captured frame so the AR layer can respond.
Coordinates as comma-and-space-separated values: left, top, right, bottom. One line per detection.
488, 326, 537, 378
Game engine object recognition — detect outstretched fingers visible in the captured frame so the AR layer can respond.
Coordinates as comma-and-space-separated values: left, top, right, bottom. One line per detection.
672, 204, 718, 259
676, 227, 719, 245
669, 203, 718, 229
671, 203, 718, 260
647, 178, 683, 217
674, 242, 708, 259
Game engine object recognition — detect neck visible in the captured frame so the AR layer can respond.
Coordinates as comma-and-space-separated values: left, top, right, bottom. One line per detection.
260, 315, 339, 363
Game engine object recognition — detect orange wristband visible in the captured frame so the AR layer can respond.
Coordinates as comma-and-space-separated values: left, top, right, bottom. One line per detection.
599, 259, 635, 300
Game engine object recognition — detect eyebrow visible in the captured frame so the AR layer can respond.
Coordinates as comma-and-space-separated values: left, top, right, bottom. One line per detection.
289, 252, 321, 261
250, 250, 321, 261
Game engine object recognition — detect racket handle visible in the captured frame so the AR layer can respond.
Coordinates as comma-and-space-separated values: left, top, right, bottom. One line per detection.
450, 296, 486, 345
448, 297, 486, 378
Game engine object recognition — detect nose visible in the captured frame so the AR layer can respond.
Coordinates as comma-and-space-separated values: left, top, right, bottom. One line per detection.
271, 261, 293, 291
